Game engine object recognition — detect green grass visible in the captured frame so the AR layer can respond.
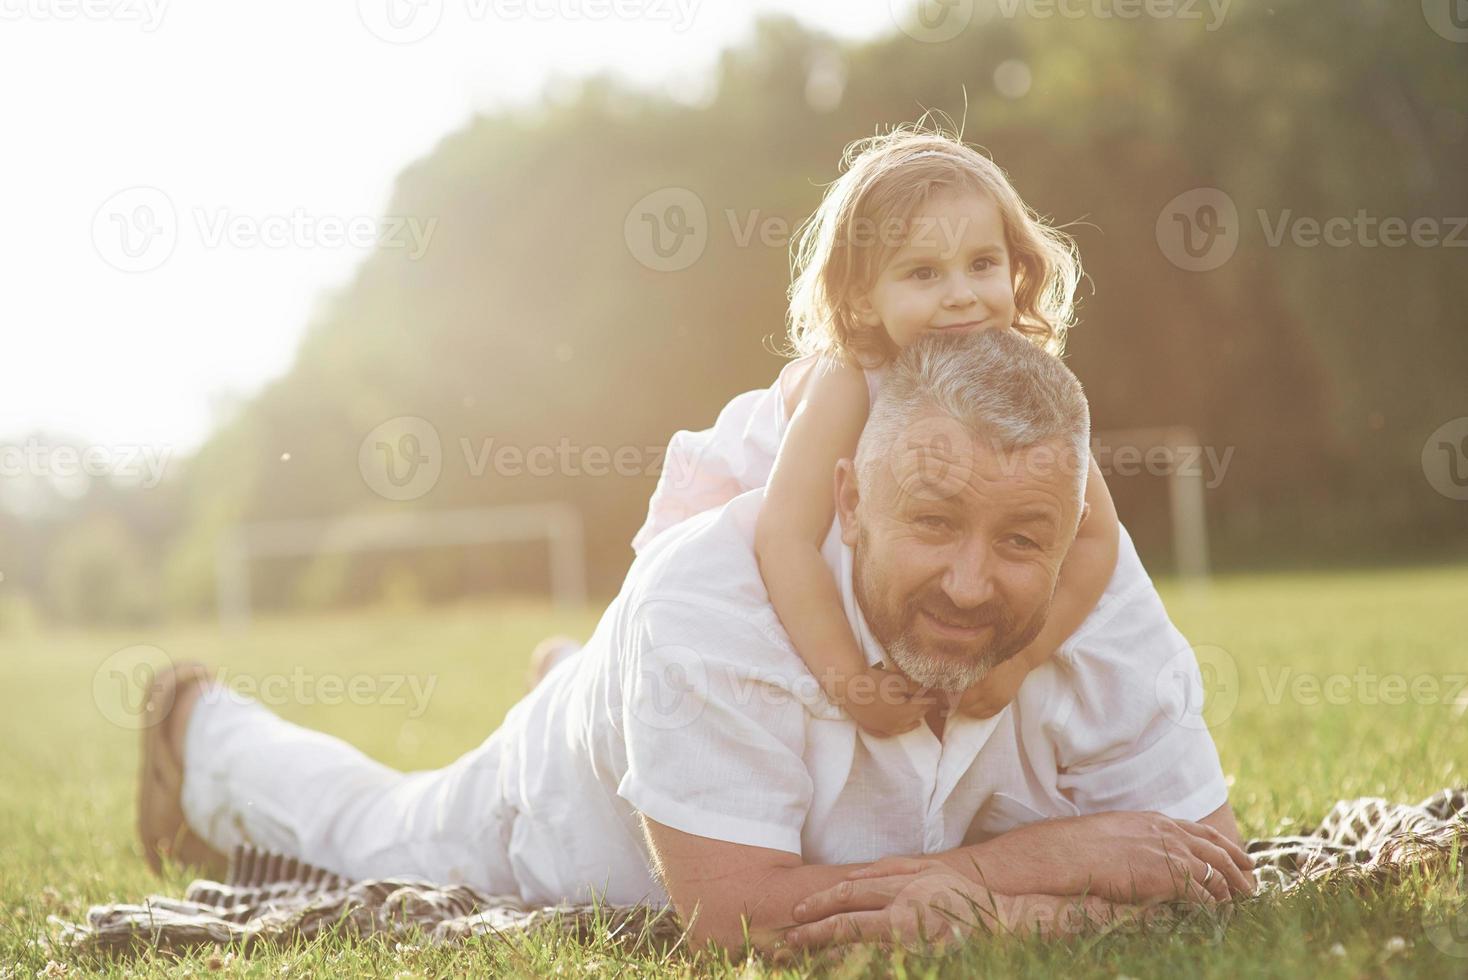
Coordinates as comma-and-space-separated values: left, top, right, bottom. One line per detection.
2, 567, 1467, 977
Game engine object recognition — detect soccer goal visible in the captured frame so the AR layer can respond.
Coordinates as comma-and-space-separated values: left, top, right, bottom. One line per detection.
215, 503, 588, 628
1091, 426, 1212, 583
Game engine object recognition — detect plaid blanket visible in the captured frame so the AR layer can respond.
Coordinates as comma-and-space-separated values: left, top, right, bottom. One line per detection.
51, 788, 1468, 959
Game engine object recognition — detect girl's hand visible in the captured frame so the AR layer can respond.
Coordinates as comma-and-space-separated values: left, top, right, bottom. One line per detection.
955, 645, 1047, 719
840, 665, 936, 737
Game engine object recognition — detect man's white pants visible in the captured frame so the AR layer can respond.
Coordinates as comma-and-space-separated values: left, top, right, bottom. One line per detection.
180, 688, 520, 895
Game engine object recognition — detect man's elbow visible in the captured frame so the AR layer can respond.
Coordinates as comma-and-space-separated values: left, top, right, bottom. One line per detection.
641, 816, 803, 951
673, 898, 752, 951
663, 873, 800, 952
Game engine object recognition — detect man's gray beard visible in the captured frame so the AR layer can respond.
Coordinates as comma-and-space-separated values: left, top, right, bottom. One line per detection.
886, 630, 998, 693
851, 524, 1051, 695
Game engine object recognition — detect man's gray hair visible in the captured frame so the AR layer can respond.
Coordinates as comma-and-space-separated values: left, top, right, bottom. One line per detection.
854, 330, 1092, 505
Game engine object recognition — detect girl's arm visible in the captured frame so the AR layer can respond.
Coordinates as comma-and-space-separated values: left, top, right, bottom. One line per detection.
959, 456, 1120, 718
755, 355, 933, 736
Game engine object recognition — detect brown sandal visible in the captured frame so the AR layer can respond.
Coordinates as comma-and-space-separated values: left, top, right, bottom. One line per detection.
136, 660, 227, 877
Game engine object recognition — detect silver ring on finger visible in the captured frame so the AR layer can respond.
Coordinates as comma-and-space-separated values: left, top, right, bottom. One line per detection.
1201, 864, 1215, 888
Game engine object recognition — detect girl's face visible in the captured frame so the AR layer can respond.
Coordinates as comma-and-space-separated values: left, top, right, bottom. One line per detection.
851, 190, 1018, 351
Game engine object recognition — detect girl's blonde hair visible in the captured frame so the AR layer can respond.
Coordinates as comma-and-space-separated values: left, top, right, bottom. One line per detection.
785, 122, 1082, 365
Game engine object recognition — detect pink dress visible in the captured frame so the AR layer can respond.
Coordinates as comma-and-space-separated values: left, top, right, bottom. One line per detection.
633, 354, 887, 554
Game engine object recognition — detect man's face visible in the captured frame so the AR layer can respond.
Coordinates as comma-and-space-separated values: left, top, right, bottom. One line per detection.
835, 412, 1084, 694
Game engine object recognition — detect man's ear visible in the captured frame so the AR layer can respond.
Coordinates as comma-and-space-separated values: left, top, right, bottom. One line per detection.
834, 458, 861, 547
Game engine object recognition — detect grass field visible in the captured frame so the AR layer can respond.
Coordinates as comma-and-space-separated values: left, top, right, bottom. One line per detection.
3, 565, 1468, 977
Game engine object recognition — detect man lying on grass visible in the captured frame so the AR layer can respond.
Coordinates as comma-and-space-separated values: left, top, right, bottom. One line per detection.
136, 329, 1252, 954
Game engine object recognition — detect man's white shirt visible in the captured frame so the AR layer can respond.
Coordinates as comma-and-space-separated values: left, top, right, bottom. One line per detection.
487, 489, 1228, 906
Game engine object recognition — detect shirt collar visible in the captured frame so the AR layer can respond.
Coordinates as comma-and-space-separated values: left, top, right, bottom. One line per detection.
821, 519, 888, 671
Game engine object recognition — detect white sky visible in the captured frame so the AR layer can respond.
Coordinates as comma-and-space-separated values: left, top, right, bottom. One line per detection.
0, 0, 896, 456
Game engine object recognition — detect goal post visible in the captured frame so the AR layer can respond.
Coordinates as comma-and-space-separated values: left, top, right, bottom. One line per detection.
1091, 426, 1211, 583
216, 503, 587, 629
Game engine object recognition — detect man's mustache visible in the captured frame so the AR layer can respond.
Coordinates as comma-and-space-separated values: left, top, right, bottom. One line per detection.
910, 593, 1014, 633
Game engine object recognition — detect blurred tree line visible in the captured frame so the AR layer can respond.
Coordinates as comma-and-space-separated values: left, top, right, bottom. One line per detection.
5, 0, 1465, 625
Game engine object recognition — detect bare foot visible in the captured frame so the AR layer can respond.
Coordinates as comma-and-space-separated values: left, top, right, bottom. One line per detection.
528, 635, 582, 690
164, 673, 208, 767
137, 662, 227, 876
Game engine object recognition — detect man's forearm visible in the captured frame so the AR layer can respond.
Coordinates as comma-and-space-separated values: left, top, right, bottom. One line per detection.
932, 820, 1083, 896
643, 817, 870, 950
672, 858, 868, 950
933, 803, 1248, 896
647, 804, 1251, 950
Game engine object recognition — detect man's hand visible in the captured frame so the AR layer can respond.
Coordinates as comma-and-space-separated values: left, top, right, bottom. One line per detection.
783, 861, 1139, 953
937, 808, 1255, 904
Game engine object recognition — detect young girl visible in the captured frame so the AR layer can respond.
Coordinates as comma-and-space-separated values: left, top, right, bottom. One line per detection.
629, 124, 1119, 736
